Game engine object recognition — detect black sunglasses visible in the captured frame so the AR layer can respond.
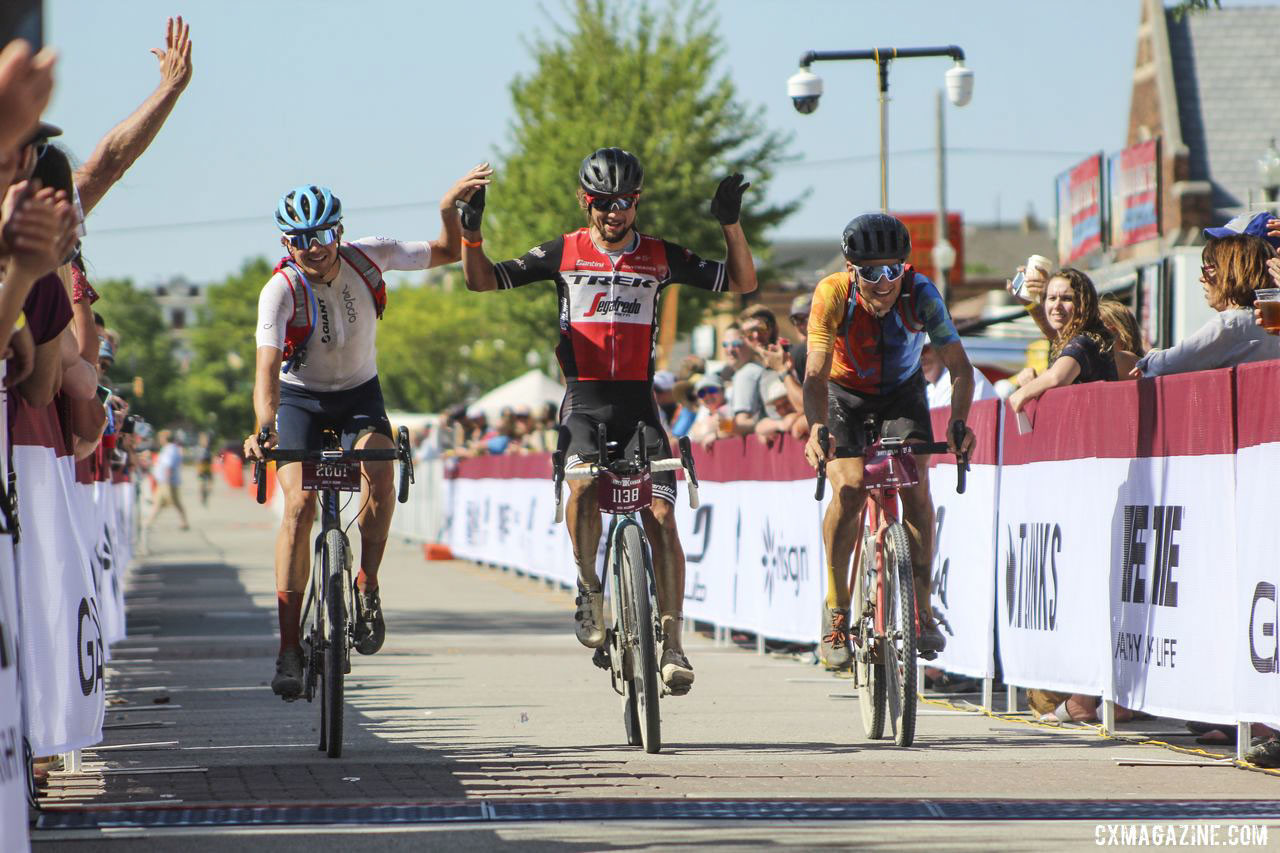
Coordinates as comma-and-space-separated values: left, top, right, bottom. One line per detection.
585, 193, 638, 212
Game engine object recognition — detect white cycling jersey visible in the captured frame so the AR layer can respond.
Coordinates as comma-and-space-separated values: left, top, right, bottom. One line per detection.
255, 236, 431, 392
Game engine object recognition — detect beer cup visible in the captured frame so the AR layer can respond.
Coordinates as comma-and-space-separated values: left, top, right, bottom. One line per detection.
1257, 288, 1280, 334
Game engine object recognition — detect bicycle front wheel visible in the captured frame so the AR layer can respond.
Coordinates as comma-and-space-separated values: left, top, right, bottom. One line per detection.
883, 522, 918, 747
323, 528, 347, 758
619, 522, 661, 754
855, 526, 886, 740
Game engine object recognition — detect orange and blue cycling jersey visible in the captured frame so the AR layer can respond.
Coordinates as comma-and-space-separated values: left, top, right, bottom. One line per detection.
807, 266, 959, 395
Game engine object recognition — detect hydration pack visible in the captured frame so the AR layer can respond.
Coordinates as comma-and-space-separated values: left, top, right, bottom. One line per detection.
275, 243, 386, 373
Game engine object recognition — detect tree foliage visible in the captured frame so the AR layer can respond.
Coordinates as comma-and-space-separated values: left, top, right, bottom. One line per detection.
183, 257, 272, 440
94, 279, 183, 425
487, 0, 797, 336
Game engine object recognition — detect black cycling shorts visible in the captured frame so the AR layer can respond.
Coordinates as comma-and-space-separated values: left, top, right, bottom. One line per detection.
827, 369, 933, 456
275, 375, 393, 464
560, 379, 675, 506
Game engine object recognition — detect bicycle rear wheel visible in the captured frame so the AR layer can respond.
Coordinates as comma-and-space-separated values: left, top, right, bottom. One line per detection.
619, 522, 661, 753
322, 528, 347, 758
855, 527, 886, 740
883, 522, 917, 747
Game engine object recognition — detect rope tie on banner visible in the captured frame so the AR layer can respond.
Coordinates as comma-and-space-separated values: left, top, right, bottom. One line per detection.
918, 694, 1280, 778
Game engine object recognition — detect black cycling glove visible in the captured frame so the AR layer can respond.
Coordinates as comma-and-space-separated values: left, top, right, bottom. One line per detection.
710, 172, 749, 226
456, 186, 486, 232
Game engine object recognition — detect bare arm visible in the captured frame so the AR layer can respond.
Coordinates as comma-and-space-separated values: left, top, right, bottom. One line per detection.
936, 341, 975, 425
460, 229, 499, 292
801, 347, 835, 469
427, 164, 492, 268
723, 223, 757, 293
252, 346, 283, 434
74, 17, 193, 216
1008, 355, 1081, 413
18, 337, 62, 407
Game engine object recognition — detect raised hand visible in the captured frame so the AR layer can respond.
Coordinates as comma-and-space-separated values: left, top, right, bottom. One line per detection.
0, 40, 56, 154
444, 162, 493, 207
150, 16, 193, 93
710, 173, 749, 226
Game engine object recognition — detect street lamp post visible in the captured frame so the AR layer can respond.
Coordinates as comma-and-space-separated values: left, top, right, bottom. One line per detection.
787, 46, 973, 212
1259, 138, 1280, 207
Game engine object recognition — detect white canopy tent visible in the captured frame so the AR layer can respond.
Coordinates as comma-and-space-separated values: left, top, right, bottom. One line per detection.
469, 369, 565, 421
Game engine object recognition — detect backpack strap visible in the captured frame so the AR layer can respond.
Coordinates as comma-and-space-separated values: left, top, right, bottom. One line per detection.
338, 242, 386, 319
273, 257, 318, 374
836, 266, 919, 338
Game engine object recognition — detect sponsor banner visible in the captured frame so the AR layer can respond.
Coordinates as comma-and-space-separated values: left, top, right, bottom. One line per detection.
1056, 153, 1105, 263
1109, 138, 1161, 248
894, 212, 965, 286
94, 481, 126, 647
0, 532, 27, 853
927, 400, 1002, 679
13, 446, 105, 754
1233, 360, 1280, 728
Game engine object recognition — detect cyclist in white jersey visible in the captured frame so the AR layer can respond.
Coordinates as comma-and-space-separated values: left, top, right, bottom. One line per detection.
245, 166, 490, 700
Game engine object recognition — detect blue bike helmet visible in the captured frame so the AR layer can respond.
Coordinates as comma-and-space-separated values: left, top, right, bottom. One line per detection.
276, 185, 342, 232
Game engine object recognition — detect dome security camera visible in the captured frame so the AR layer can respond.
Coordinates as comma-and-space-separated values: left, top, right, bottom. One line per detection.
787, 68, 823, 115
945, 63, 974, 107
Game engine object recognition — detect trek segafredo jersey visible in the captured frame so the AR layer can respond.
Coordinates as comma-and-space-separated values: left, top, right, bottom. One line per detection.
493, 229, 726, 382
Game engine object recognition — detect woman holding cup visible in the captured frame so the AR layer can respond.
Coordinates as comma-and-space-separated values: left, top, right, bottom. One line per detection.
1136, 234, 1280, 376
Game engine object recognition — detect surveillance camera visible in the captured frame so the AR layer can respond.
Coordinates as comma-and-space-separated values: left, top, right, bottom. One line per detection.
945, 63, 974, 107
787, 68, 823, 115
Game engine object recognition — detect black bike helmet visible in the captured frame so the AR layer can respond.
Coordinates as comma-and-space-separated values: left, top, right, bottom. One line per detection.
578, 147, 644, 195
840, 213, 912, 262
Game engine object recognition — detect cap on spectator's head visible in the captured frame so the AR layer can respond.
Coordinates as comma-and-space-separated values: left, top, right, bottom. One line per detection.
653, 370, 676, 392
694, 375, 723, 394
465, 405, 486, 421
789, 293, 812, 317
446, 403, 468, 421
513, 404, 531, 417
98, 337, 115, 363
1204, 211, 1280, 249
763, 376, 788, 403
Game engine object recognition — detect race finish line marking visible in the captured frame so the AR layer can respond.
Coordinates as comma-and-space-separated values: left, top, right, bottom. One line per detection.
35, 799, 1280, 829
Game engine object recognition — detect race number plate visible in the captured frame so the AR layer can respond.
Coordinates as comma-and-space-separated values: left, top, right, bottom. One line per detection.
301, 461, 361, 492
597, 470, 652, 513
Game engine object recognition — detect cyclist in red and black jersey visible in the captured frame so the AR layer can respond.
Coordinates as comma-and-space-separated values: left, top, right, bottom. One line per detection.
459, 147, 757, 692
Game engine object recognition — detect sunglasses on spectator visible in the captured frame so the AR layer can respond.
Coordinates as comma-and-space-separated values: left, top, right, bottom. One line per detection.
696, 386, 723, 397
721, 340, 745, 350
856, 263, 904, 283
585, 193, 639, 212
1200, 264, 1217, 278
286, 226, 341, 250
789, 313, 808, 325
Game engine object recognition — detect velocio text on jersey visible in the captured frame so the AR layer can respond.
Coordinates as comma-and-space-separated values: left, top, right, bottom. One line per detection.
563, 272, 657, 288
582, 293, 643, 318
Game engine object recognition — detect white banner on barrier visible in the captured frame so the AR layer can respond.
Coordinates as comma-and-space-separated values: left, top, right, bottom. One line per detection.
997, 458, 1116, 697
929, 462, 998, 679
1234, 441, 1280, 730
14, 447, 105, 754
0, 531, 28, 853
1109, 454, 1238, 723
94, 481, 126, 647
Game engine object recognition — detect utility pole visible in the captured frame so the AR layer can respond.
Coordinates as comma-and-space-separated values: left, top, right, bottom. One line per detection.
932, 89, 956, 305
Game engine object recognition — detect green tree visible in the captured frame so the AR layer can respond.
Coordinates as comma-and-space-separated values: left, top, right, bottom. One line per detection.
487, 0, 797, 337
184, 257, 272, 440
95, 279, 183, 424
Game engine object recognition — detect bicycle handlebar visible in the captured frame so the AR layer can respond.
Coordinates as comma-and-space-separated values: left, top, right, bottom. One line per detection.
812, 431, 970, 500
250, 426, 414, 506
563, 457, 684, 480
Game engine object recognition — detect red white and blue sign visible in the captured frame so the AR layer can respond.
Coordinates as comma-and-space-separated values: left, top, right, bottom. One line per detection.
1056, 154, 1105, 263
1109, 139, 1161, 248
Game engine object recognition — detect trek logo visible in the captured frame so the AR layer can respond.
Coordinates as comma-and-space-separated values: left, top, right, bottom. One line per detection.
1249, 582, 1277, 674
582, 293, 642, 318
564, 272, 656, 288
76, 597, 104, 697
1118, 504, 1181, 607
1004, 522, 1060, 631
761, 519, 808, 602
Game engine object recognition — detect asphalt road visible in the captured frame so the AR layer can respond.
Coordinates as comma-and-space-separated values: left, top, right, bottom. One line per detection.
29, 479, 1279, 851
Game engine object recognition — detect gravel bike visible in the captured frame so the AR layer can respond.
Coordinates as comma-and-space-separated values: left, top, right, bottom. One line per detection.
816, 418, 967, 747
253, 426, 414, 757
552, 424, 699, 754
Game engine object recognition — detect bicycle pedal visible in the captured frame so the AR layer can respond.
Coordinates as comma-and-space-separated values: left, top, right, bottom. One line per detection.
592, 647, 611, 671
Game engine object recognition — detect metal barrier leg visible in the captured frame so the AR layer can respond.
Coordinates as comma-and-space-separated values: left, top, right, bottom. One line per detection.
982, 677, 993, 711
63, 749, 80, 773
1238, 721, 1251, 761
1006, 684, 1018, 713
756, 633, 765, 655
1102, 699, 1116, 735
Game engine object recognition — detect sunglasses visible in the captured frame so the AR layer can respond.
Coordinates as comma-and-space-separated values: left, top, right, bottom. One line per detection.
856, 263, 904, 283
286, 226, 340, 250
1200, 264, 1217, 278
585, 193, 638, 212
721, 340, 744, 350
696, 387, 723, 397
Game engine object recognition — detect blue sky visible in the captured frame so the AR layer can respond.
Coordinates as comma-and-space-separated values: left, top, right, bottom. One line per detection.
46, 0, 1151, 286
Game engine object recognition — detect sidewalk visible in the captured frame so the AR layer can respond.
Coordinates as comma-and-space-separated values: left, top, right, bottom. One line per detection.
30, 479, 1277, 837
